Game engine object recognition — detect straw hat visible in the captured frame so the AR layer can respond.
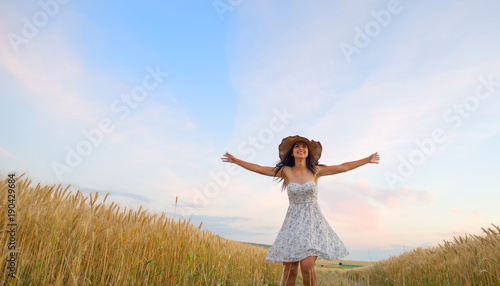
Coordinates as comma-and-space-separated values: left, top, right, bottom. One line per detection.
278, 135, 322, 164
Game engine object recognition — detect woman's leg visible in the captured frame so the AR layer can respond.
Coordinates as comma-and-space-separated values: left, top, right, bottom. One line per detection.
300, 256, 318, 286
282, 261, 299, 286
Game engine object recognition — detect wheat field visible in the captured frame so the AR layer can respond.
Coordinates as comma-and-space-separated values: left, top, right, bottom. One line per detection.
0, 173, 282, 285
329, 225, 500, 285
3, 173, 500, 285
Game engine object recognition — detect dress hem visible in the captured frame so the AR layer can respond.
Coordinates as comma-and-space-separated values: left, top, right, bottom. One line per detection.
265, 252, 349, 263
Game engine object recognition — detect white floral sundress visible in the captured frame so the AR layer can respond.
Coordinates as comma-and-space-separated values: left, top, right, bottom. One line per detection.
265, 181, 349, 263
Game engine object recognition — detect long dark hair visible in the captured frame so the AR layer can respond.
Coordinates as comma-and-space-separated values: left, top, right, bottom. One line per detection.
272, 142, 325, 192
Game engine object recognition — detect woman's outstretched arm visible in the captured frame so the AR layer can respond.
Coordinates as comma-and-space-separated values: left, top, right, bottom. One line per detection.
317, 152, 380, 177
221, 152, 279, 177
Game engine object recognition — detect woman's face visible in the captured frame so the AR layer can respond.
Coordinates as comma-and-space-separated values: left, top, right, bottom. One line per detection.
292, 142, 309, 159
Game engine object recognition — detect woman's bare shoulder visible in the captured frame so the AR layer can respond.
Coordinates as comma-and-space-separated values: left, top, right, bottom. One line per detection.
313, 165, 324, 181
280, 166, 291, 182
279, 166, 290, 174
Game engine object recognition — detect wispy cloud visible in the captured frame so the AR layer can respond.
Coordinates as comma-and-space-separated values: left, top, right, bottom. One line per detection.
317, 178, 435, 247
0, 146, 17, 159
0, 4, 98, 125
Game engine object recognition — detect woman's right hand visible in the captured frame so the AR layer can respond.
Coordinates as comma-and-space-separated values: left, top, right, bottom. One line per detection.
221, 152, 276, 176
221, 152, 236, 163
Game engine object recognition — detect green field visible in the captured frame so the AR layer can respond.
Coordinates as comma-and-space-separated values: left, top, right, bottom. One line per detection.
240, 241, 375, 272
241, 241, 272, 249
315, 259, 374, 271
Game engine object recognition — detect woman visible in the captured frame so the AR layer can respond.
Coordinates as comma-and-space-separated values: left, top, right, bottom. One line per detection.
221, 135, 380, 286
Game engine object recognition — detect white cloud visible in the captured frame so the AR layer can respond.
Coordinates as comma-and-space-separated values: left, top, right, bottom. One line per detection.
0, 4, 99, 125
0, 3, 215, 215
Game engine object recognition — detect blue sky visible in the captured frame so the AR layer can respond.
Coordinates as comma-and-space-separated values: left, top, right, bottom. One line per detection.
1, 0, 500, 261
